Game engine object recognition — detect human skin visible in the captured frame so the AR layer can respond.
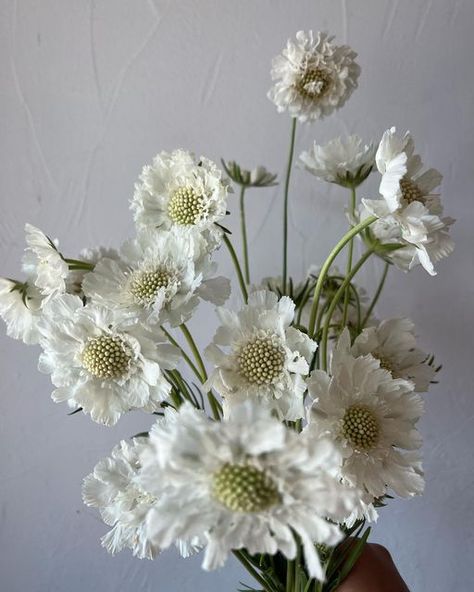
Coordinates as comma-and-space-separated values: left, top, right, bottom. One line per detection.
336, 543, 410, 592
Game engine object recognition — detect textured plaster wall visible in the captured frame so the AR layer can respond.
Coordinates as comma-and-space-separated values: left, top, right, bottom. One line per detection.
1, 1, 473, 591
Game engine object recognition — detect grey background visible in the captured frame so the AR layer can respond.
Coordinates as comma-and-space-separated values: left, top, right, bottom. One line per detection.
1, 1, 473, 590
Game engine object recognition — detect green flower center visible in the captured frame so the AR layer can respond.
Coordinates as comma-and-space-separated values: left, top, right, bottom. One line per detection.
238, 336, 286, 385
82, 335, 131, 379
297, 68, 332, 99
168, 186, 206, 225
212, 463, 281, 513
342, 405, 380, 450
400, 177, 425, 205
129, 269, 177, 305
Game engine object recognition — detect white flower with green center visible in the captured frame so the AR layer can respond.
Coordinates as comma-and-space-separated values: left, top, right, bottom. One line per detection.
0, 278, 43, 344
136, 402, 355, 581
38, 294, 179, 425
205, 290, 317, 421
307, 329, 424, 521
268, 31, 360, 123
299, 135, 375, 188
82, 230, 230, 327
130, 150, 230, 251
352, 318, 437, 392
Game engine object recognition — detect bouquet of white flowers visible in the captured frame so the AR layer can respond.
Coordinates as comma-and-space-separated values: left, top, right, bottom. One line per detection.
0, 30, 454, 591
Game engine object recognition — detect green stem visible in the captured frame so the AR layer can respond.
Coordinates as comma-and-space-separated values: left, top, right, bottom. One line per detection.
320, 250, 374, 370
307, 216, 377, 338
65, 258, 95, 271
239, 186, 250, 284
160, 326, 202, 382
341, 187, 357, 326
223, 233, 248, 303
286, 559, 295, 592
233, 551, 277, 592
282, 117, 297, 293
361, 261, 389, 328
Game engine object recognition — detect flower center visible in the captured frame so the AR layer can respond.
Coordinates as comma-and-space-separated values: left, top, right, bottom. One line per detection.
238, 336, 286, 385
400, 177, 425, 205
373, 352, 394, 374
212, 463, 281, 513
297, 68, 332, 99
129, 269, 177, 305
168, 186, 206, 225
342, 405, 380, 450
82, 335, 131, 379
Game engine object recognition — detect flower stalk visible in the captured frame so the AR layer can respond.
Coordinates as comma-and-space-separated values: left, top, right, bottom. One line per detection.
282, 118, 297, 293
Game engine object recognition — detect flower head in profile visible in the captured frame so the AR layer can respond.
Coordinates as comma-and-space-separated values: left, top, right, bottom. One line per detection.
0, 278, 43, 344
82, 230, 230, 327
352, 318, 437, 392
307, 330, 424, 521
221, 160, 278, 188
131, 150, 230, 251
300, 135, 375, 188
137, 402, 355, 581
268, 31, 360, 123
38, 294, 179, 425
205, 290, 317, 420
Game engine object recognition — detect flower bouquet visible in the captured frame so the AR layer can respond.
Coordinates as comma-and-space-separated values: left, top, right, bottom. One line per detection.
0, 30, 454, 591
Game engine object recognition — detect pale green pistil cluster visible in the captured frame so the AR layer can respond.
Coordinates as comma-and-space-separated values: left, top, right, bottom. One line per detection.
342, 405, 380, 450
400, 177, 425, 205
168, 185, 206, 225
212, 463, 281, 513
238, 336, 286, 385
297, 68, 332, 99
82, 335, 130, 379
129, 269, 175, 305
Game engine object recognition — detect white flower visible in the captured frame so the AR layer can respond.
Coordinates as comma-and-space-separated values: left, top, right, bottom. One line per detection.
82, 230, 230, 327
21, 223, 69, 300
131, 150, 230, 251
137, 402, 355, 581
268, 31, 360, 123
205, 290, 317, 420
221, 160, 278, 188
0, 278, 43, 344
307, 330, 424, 520
299, 135, 375, 188
38, 294, 179, 425
352, 318, 436, 392
66, 246, 120, 296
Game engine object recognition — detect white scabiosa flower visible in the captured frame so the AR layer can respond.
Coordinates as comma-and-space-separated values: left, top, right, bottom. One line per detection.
38, 294, 179, 425
268, 31, 360, 123
307, 330, 424, 519
131, 150, 230, 250
205, 290, 317, 420
351, 318, 436, 392
299, 135, 375, 188
82, 230, 230, 327
0, 278, 43, 344
21, 223, 69, 300
137, 402, 355, 581
221, 160, 278, 188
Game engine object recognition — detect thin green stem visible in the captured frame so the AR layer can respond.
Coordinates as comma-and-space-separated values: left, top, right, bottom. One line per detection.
160, 326, 202, 382
286, 559, 295, 592
223, 233, 248, 303
320, 250, 374, 370
233, 551, 277, 592
361, 261, 389, 328
342, 187, 357, 326
282, 117, 297, 293
239, 186, 250, 284
307, 216, 377, 338
65, 258, 95, 271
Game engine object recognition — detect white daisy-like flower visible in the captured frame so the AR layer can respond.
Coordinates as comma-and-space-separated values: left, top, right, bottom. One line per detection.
352, 318, 436, 392
38, 294, 179, 425
205, 290, 317, 420
221, 160, 278, 188
131, 150, 230, 250
21, 223, 69, 300
66, 246, 120, 296
268, 31, 360, 123
82, 230, 230, 327
299, 135, 375, 188
137, 402, 355, 581
307, 330, 424, 517
0, 278, 43, 344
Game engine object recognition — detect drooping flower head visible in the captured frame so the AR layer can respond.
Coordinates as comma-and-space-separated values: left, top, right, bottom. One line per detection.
38, 294, 179, 425
268, 31, 360, 123
131, 150, 230, 251
137, 402, 355, 581
0, 278, 43, 344
205, 290, 317, 420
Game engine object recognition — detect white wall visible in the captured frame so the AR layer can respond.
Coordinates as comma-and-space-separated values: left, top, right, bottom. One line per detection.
1, 1, 473, 590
